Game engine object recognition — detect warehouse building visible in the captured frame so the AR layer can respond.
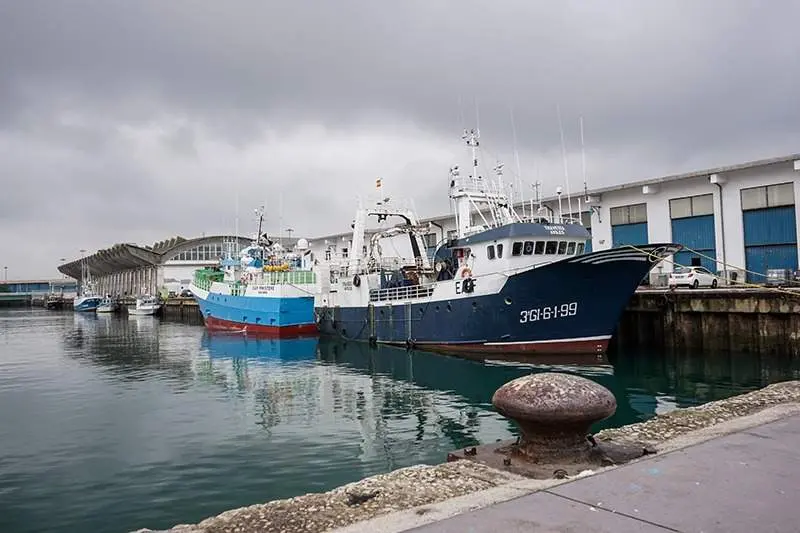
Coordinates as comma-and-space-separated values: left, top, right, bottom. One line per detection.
308, 153, 799, 285
60, 154, 797, 291
58, 235, 253, 296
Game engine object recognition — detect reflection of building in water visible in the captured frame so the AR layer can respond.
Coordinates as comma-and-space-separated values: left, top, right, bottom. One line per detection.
193, 335, 520, 469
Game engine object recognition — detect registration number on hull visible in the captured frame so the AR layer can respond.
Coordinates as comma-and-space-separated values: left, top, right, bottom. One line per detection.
519, 302, 578, 323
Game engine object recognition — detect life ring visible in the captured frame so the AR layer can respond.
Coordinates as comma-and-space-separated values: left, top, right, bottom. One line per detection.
460, 267, 472, 279
353, 274, 361, 287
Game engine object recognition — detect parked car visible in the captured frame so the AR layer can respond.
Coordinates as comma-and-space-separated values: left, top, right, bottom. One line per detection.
668, 266, 718, 289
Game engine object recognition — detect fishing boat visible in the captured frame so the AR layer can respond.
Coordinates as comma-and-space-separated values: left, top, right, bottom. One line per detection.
189, 211, 319, 336
314, 129, 681, 355
128, 294, 161, 316
73, 258, 102, 312
96, 295, 119, 314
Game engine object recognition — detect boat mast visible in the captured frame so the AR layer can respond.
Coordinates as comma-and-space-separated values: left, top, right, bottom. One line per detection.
557, 104, 574, 221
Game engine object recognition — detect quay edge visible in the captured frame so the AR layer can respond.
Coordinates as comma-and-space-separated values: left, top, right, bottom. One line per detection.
131, 379, 800, 533
615, 287, 800, 355
156, 288, 800, 356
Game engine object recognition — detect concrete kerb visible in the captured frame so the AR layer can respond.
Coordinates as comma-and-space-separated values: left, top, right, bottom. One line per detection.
329, 400, 800, 533
133, 381, 800, 533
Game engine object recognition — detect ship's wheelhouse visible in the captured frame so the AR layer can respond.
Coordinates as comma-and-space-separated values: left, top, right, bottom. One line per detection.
433, 222, 591, 279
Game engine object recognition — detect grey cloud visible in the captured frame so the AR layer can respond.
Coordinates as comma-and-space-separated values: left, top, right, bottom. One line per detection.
4, 1, 798, 147
0, 1, 798, 278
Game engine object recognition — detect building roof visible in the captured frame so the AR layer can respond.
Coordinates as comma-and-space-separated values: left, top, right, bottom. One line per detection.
581, 152, 800, 198
325, 152, 800, 234
58, 235, 252, 280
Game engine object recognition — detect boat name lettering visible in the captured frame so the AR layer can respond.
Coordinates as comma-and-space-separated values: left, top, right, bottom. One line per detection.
454, 279, 476, 294
542, 225, 566, 235
342, 281, 353, 291
253, 285, 276, 293
519, 302, 578, 323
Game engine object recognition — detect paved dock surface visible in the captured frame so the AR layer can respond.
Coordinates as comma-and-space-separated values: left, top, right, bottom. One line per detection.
409, 414, 800, 532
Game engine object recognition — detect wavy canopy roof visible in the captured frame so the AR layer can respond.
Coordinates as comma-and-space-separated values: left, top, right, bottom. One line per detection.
57, 235, 252, 280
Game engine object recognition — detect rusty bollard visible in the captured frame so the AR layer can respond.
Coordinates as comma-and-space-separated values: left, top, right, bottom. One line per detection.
492, 372, 616, 463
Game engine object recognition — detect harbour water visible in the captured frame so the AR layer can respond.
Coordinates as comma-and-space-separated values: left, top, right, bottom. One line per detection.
1, 309, 798, 533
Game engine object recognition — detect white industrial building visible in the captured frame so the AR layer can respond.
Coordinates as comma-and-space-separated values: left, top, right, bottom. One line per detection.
307, 153, 799, 285
61, 154, 798, 291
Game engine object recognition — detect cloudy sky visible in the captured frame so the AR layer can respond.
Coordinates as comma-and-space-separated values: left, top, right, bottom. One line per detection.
1, 1, 798, 279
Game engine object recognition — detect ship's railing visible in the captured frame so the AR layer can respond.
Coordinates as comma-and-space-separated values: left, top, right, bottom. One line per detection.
519, 214, 583, 226
451, 176, 506, 198
193, 275, 212, 291
369, 284, 435, 302
256, 271, 316, 285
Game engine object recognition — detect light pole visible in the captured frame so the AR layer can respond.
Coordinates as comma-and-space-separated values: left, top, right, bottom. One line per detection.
3, 266, 7, 281
286, 227, 294, 245
79, 250, 87, 295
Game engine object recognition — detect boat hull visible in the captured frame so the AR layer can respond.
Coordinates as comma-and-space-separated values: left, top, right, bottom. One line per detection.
73, 296, 102, 312
316, 244, 680, 355
128, 305, 160, 316
190, 284, 319, 337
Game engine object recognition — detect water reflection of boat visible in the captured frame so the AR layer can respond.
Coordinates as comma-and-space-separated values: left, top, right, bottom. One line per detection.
316, 338, 643, 431
200, 332, 319, 363
126, 313, 158, 334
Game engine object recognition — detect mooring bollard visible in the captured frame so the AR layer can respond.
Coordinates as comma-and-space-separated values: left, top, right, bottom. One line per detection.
446, 371, 653, 478
492, 372, 617, 463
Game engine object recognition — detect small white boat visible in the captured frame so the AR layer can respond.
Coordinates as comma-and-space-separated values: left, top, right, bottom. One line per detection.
96, 295, 118, 313
129, 294, 161, 316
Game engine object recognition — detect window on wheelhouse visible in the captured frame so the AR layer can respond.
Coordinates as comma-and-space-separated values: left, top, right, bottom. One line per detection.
496, 243, 504, 258
487, 245, 496, 260
545, 241, 557, 254
342, 248, 349, 259
576, 242, 586, 254
557, 241, 567, 254
523, 241, 534, 255
534, 241, 545, 254
566, 242, 576, 255
512, 242, 523, 256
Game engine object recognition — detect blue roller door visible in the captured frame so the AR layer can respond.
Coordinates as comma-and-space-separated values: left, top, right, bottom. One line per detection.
743, 206, 798, 281
612, 222, 648, 247
671, 214, 716, 272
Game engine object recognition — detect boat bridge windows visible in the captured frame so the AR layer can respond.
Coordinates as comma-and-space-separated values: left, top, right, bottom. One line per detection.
502, 239, 586, 259
486, 243, 504, 259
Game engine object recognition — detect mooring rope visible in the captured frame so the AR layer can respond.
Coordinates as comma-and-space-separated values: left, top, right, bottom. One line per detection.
626, 244, 800, 298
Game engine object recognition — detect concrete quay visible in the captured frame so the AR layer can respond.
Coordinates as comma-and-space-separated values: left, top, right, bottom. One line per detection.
133, 380, 800, 533
155, 288, 800, 355
616, 287, 800, 355
405, 410, 800, 532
